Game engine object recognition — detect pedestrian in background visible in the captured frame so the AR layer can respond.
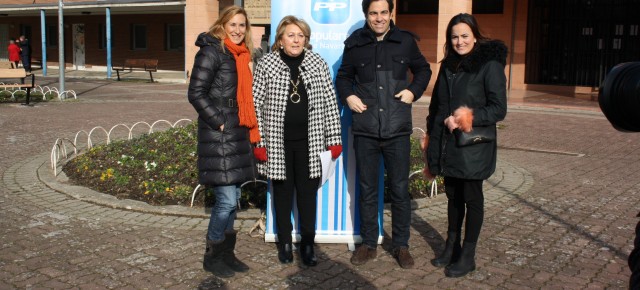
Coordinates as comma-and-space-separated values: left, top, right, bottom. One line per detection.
18, 35, 31, 73
425, 13, 507, 278
7, 39, 20, 69
336, 0, 431, 269
187, 5, 258, 278
252, 15, 343, 267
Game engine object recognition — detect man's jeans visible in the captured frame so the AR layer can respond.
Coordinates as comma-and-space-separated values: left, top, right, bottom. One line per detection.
354, 135, 411, 249
206, 184, 241, 241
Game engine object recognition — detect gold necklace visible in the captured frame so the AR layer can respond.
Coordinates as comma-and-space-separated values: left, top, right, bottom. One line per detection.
289, 77, 301, 104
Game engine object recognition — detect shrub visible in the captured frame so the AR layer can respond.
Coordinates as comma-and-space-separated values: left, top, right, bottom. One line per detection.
64, 122, 442, 209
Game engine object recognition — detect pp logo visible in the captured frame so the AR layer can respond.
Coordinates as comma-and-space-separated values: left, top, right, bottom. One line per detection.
311, 0, 350, 24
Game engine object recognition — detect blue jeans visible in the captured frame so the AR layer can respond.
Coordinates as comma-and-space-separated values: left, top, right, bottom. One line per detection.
354, 135, 411, 248
206, 184, 241, 241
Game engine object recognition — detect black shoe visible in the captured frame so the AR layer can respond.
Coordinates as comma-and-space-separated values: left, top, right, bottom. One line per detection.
277, 242, 293, 264
445, 241, 477, 278
431, 232, 461, 268
300, 243, 318, 266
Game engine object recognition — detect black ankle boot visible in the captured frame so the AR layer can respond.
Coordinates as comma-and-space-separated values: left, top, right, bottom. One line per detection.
277, 242, 293, 264
222, 231, 249, 272
203, 239, 235, 278
445, 241, 476, 278
431, 231, 461, 267
300, 242, 318, 266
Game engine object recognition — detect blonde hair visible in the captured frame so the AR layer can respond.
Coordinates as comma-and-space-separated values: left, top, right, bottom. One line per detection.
271, 15, 313, 52
208, 5, 254, 58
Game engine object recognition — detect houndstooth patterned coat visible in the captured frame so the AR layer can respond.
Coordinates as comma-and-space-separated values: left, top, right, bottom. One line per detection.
253, 49, 342, 180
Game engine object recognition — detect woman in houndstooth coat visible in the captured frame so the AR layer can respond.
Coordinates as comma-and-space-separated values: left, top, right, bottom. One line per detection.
252, 16, 342, 267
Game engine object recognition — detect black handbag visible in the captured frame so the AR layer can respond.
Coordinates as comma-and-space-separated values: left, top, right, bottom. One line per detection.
453, 126, 496, 147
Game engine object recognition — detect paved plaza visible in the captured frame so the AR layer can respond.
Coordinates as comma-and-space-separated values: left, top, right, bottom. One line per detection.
0, 74, 636, 289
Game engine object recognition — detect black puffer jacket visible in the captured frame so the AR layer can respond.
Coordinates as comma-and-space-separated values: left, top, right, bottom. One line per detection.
187, 32, 254, 186
426, 40, 508, 180
336, 21, 431, 138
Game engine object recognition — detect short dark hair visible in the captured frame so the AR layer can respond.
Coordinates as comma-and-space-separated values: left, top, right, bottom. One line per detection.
362, 0, 394, 15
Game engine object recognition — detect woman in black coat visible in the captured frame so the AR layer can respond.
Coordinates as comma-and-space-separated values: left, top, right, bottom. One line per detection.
187, 5, 259, 278
426, 13, 507, 278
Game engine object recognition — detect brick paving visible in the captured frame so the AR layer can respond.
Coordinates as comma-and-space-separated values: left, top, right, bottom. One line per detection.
0, 75, 636, 289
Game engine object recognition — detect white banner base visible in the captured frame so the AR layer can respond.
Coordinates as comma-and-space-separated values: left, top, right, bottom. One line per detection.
265, 234, 383, 251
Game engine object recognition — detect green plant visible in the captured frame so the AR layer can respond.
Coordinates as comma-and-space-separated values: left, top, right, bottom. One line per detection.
64, 122, 441, 209
64, 122, 201, 206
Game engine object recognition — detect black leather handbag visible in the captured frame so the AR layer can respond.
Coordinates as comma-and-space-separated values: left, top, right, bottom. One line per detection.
454, 126, 495, 147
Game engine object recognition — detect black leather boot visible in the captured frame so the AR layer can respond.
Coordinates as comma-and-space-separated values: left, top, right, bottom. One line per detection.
300, 242, 318, 266
222, 231, 249, 272
431, 231, 461, 267
203, 239, 235, 278
445, 241, 477, 278
277, 242, 293, 264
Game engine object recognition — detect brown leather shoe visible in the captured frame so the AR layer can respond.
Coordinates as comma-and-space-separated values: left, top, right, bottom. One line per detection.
393, 247, 415, 269
350, 245, 377, 265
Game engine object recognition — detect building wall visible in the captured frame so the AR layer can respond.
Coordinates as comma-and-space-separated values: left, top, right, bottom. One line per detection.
1, 0, 82, 3
185, 0, 219, 77
397, 0, 530, 94
0, 13, 185, 70
394, 14, 438, 93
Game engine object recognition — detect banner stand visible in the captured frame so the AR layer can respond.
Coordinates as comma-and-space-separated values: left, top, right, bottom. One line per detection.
265, 0, 385, 249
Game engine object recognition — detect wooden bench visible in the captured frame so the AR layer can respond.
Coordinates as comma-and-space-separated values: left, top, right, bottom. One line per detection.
0, 68, 35, 105
113, 59, 158, 82
0, 61, 17, 69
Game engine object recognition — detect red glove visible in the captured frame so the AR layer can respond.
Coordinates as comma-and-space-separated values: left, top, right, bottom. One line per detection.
328, 145, 342, 159
254, 147, 267, 162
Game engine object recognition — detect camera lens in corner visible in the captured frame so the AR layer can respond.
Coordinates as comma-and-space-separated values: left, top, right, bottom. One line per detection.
599, 62, 640, 132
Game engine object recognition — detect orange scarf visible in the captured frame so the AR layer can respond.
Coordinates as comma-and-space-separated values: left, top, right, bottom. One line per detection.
224, 38, 260, 143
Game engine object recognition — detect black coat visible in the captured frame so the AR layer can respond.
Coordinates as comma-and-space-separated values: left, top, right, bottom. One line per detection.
336, 21, 431, 138
426, 41, 508, 180
19, 38, 31, 56
187, 32, 254, 186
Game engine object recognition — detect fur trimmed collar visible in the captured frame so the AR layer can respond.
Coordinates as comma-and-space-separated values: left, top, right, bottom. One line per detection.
443, 40, 508, 73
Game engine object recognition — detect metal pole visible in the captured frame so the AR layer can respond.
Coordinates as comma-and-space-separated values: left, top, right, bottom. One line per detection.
40, 9, 47, 76
183, 5, 187, 80
58, 0, 65, 93
508, 0, 518, 94
106, 7, 112, 79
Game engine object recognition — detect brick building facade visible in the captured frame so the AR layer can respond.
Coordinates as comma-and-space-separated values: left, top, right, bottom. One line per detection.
0, 0, 637, 94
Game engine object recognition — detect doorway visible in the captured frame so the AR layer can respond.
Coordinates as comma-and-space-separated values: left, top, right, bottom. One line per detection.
72, 24, 85, 70
0, 24, 8, 61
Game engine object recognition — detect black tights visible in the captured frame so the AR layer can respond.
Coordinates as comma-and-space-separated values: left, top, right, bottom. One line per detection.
444, 176, 484, 243
272, 139, 319, 245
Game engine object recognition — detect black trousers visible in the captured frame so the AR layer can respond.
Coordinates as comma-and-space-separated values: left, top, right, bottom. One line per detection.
21, 54, 31, 72
444, 176, 484, 243
272, 139, 319, 245
353, 135, 411, 248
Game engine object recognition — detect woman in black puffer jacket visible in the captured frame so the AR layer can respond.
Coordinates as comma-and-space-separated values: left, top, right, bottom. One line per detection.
426, 13, 508, 278
187, 6, 260, 278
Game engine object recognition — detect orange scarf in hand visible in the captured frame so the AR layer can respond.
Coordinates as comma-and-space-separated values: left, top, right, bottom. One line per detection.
224, 38, 260, 143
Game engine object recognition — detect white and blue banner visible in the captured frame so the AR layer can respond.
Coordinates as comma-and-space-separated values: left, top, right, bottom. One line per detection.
265, 0, 384, 245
